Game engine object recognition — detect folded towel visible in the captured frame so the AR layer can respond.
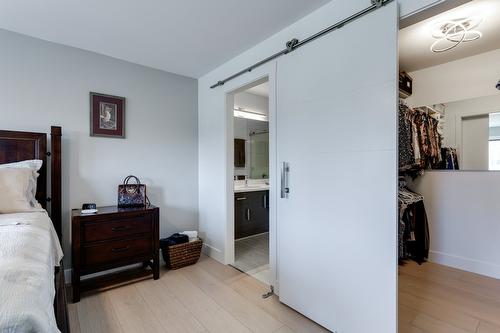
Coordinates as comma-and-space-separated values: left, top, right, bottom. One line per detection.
180, 231, 198, 238
180, 231, 198, 241
160, 233, 189, 248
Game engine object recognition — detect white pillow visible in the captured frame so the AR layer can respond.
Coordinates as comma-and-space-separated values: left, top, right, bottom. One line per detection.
0, 160, 43, 209
0, 168, 43, 213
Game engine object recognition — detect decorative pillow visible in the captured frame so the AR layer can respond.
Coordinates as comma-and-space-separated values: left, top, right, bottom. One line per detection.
0, 168, 43, 213
0, 160, 43, 209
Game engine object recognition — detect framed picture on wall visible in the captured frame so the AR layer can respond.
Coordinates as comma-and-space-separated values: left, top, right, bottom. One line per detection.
90, 92, 125, 138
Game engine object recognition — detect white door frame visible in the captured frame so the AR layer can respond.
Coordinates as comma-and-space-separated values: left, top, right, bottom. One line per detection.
223, 62, 278, 291
215, 0, 460, 300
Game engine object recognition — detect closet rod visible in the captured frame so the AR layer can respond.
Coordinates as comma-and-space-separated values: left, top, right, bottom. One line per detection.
210, 0, 394, 89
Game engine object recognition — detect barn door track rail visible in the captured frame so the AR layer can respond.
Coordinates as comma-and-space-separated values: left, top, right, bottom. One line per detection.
210, 0, 393, 89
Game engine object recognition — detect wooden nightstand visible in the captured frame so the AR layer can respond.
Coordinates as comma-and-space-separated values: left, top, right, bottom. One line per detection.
71, 205, 159, 303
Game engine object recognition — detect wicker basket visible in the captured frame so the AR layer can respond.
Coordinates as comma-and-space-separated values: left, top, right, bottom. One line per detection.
161, 238, 203, 270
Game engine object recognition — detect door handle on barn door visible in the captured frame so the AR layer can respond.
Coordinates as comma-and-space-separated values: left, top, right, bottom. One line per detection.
281, 162, 290, 199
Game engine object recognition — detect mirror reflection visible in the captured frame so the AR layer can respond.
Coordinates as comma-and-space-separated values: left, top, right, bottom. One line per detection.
402, 94, 500, 171
249, 131, 269, 179
233, 82, 269, 180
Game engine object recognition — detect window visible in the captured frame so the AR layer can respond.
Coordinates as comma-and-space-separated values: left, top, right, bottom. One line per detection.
489, 140, 500, 170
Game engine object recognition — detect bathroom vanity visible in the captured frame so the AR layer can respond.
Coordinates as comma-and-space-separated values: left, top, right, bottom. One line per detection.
234, 182, 269, 239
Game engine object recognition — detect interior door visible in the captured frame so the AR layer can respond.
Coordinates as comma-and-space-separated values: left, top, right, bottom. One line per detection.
461, 115, 489, 170
276, 2, 398, 332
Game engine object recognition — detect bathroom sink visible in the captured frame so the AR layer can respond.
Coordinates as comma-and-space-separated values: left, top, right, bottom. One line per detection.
234, 182, 269, 193
245, 184, 267, 188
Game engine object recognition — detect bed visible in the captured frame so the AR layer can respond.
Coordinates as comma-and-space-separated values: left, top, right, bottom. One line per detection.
0, 127, 69, 333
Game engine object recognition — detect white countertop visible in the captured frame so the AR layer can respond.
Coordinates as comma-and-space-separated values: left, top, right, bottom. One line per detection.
234, 179, 269, 193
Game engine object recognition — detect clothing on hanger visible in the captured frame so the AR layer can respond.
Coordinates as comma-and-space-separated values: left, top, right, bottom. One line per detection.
398, 186, 429, 264
399, 103, 415, 168
398, 100, 443, 172
436, 147, 459, 170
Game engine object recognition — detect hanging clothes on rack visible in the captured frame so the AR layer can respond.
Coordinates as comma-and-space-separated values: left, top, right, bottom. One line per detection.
399, 103, 415, 168
398, 101, 434, 264
398, 184, 430, 264
412, 109, 442, 168
437, 147, 460, 170
398, 100, 443, 172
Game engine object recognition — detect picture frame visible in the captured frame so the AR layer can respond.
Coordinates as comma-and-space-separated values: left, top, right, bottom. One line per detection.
90, 92, 126, 138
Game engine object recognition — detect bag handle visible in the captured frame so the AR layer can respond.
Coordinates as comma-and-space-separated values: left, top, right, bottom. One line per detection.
123, 175, 141, 194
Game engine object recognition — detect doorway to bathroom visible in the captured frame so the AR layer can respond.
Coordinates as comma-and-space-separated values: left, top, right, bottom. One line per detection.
231, 79, 271, 285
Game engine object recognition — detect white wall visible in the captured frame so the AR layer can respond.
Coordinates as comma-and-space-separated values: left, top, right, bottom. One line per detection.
441, 94, 500, 149
197, 0, 443, 263
461, 115, 489, 170
406, 47, 500, 278
412, 172, 500, 279
0, 29, 199, 267
234, 92, 269, 115
407, 48, 500, 107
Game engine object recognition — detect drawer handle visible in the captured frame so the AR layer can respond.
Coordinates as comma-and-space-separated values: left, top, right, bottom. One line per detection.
111, 246, 130, 253
111, 226, 131, 232
236, 197, 247, 201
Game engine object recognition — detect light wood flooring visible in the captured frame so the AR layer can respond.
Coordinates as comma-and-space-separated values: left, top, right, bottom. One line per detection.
68, 255, 500, 333
68, 254, 329, 333
399, 260, 500, 333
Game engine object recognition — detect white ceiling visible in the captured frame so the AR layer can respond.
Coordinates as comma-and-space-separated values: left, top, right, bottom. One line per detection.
0, 0, 331, 78
400, 0, 500, 72
247, 82, 269, 97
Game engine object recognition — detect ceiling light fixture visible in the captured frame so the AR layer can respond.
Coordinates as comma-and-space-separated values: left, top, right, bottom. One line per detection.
234, 107, 268, 122
430, 16, 483, 53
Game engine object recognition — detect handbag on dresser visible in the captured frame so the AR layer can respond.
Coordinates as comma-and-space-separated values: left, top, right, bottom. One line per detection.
117, 175, 148, 207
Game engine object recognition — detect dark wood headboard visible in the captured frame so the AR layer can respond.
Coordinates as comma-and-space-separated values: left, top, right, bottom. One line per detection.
0, 126, 62, 241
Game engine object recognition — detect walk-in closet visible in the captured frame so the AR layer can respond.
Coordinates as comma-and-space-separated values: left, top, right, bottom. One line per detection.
398, 1, 500, 331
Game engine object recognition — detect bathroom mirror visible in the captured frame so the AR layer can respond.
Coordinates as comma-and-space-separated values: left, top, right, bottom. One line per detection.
234, 117, 269, 179
414, 93, 500, 171
249, 131, 269, 179
233, 82, 269, 179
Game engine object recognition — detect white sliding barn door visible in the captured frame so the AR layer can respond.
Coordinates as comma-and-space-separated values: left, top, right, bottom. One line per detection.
276, 2, 398, 332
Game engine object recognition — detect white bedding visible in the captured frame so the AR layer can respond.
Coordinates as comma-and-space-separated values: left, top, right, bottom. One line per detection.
0, 211, 64, 333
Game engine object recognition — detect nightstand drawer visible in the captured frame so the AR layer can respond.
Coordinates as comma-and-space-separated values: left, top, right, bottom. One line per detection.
83, 216, 151, 242
72, 206, 160, 302
83, 237, 152, 267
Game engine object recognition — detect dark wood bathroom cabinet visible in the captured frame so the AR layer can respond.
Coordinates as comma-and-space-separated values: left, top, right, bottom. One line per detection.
234, 138, 246, 168
234, 190, 269, 239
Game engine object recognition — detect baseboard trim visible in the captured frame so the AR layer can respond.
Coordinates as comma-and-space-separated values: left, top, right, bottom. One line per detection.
429, 250, 500, 279
202, 242, 224, 263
